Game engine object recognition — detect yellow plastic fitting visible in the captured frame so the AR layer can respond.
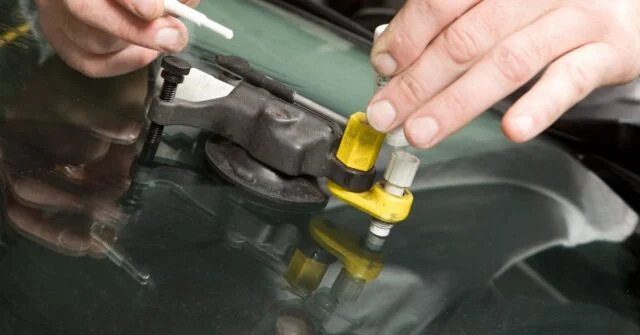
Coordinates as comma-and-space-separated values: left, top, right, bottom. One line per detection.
308, 218, 383, 282
327, 182, 413, 223
284, 249, 330, 294
335, 112, 385, 171
329, 111, 414, 223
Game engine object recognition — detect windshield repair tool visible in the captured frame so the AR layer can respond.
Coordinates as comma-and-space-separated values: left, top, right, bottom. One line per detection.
163, 0, 234, 39
287, 109, 419, 302
144, 56, 373, 209
285, 24, 421, 303
140, 53, 418, 302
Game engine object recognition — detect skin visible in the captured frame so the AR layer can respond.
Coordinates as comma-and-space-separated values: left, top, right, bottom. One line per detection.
367, 0, 640, 148
0, 55, 147, 257
35, 0, 200, 78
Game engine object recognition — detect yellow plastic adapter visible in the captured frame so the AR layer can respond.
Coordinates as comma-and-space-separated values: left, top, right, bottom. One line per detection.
329, 111, 414, 223
327, 182, 413, 223
335, 112, 385, 172
308, 218, 383, 282
284, 249, 330, 294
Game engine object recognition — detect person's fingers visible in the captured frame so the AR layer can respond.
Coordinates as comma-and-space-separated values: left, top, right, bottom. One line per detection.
367, 0, 558, 132
59, 7, 128, 55
62, 0, 188, 53
371, 0, 482, 76
53, 96, 143, 144
501, 43, 617, 142
403, 7, 600, 148
30, 57, 148, 142
7, 172, 126, 227
6, 198, 92, 256
40, 20, 159, 78
7, 176, 83, 211
0, 121, 113, 166
83, 144, 137, 188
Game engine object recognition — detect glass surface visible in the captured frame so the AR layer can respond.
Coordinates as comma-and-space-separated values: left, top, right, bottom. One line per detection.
187, 0, 376, 115
0, 1, 639, 334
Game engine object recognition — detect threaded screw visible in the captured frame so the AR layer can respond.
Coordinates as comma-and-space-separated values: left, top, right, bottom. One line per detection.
139, 56, 192, 164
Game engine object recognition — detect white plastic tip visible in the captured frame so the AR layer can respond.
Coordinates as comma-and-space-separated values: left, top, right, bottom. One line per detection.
384, 151, 420, 189
203, 19, 234, 39
164, 0, 234, 39
386, 128, 409, 148
374, 24, 389, 41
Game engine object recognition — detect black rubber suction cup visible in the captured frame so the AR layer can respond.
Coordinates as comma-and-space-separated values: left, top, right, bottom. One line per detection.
205, 136, 329, 209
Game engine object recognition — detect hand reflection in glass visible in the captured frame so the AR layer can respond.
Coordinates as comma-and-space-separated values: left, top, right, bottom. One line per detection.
0, 55, 148, 258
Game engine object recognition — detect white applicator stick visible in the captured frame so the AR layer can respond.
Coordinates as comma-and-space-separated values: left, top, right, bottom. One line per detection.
164, 0, 234, 39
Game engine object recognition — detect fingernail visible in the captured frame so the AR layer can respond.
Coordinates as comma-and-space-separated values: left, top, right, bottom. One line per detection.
366, 100, 397, 132
155, 28, 186, 52
407, 116, 440, 147
513, 115, 534, 137
374, 53, 397, 76
128, 122, 142, 140
133, 0, 159, 19
59, 231, 85, 251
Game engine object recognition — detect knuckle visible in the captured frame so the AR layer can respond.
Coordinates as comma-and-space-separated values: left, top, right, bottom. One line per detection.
396, 72, 429, 106
441, 24, 480, 65
441, 91, 468, 119
389, 26, 423, 62
114, 19, 137, 43
491, 43, 536, 84
561, 61, 592, 98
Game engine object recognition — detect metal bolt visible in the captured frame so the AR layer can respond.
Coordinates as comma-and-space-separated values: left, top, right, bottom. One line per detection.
140, 56, 192, 164
363, 219, 392, 252
159, 56, 192, 101
330, 269, 365, 302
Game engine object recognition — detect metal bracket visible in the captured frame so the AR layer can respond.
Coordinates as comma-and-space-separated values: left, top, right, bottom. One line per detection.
145, 58, 377, 205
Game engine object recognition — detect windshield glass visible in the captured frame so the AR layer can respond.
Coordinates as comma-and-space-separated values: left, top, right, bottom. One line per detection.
0, 1, 638, 334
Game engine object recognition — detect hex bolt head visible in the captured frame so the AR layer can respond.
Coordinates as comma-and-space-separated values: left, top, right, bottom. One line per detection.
161, 56, 192, 76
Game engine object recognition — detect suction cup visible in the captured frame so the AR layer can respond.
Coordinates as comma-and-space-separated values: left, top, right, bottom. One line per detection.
205, 136, 329, 210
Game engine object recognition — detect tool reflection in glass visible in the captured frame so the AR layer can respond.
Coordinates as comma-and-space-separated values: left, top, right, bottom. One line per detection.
91, 223, 151, 286
285, 218, 383, 301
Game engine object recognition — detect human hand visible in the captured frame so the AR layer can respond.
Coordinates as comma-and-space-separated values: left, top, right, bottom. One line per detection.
1, 133, 134, 257
0, 56, 146, 256
34, 0, 200, 78
367, 0, 640, 148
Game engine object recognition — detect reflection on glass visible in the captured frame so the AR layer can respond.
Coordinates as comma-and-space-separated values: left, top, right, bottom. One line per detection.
0, 55, 148, 282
